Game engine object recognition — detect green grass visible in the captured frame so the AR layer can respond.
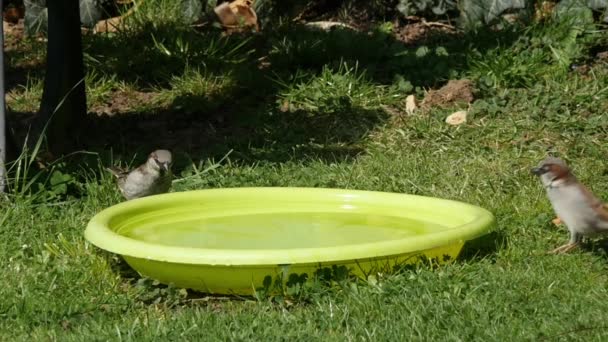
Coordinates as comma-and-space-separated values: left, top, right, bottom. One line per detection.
3, 2, 608, 340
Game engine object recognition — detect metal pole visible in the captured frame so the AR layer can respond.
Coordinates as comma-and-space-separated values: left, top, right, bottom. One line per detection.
0, 0, 7, 193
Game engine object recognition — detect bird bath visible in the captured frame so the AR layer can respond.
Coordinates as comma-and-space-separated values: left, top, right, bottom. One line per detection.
85, 187, 495, 295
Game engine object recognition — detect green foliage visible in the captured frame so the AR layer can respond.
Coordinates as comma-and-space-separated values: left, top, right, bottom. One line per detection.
275, 63, 398, 114
4, 138, 91, 202
469, 12, 598, 90
180, 0, 206, 24
24, 0, 215, 35
24, 0, 110, 35
23, 0, 47, 35
555, 0, 596, 26
459, 0, 527, 26
396, 0, 458, 16
20, 0, 608, 37
80, 0, 108, 28
585, 0, 608, 9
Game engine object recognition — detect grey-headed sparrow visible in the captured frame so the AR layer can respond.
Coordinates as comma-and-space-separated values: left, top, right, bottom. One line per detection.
532, 157, 608, 254
108, 150, 173, 200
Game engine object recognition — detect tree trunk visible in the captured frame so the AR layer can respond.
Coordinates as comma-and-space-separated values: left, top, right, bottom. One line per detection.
33, 0, 87, 155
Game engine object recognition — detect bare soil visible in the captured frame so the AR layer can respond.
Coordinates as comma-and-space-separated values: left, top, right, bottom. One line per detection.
90, 90, 159, 116
422, 79, 475, 109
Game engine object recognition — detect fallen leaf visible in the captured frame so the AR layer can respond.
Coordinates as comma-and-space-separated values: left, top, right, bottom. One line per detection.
445, 110, 467, 125
94, 1, 139, 33
279, 101, 290, 112
405, 95, 417, 115
214, 0, 259, 34
94, 16, 124, 33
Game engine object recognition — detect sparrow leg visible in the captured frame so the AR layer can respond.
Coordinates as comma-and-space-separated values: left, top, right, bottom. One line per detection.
548, 232, 581, 254
549, 242, 579, 254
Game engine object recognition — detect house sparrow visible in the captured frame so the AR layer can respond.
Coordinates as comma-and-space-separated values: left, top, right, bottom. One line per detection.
532, 157, 608, 254
107, 149, 173, 200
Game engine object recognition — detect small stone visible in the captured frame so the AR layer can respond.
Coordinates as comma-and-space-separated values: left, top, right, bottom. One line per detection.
445, 110, 467, 125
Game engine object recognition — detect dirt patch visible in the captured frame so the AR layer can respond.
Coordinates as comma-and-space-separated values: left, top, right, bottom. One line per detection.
392, 18, 460, 46
90, 90, 159, 116
422, 79, 475, 109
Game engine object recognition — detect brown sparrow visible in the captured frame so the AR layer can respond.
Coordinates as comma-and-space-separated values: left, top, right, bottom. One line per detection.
107, 150, 173, 200
532, 157, 608, 254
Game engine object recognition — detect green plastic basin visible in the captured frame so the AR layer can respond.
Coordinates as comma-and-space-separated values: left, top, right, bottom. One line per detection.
85, 187, 495, 295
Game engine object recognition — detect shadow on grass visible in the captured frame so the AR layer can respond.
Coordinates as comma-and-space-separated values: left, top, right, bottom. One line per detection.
457, 230, 507, 262
79, 104, 384, 166
6, 18, 523, 167
580, 239, 608, 258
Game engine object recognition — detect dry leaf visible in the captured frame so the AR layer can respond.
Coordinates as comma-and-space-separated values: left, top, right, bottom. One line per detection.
94, 1, 140, 33
214, 0, 259, 34
279, 101, 290, 113
95, 16, 124, 33
405, 95, 417, 115
445, 110, 467, 125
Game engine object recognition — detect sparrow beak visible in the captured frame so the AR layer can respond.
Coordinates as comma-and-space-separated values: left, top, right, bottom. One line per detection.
162, 162, 170, 172
531, 167, 544, 176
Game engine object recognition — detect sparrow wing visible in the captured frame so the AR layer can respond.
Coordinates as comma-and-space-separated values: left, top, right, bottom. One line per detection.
593, 201, 608, 222
582, 185, 602, 206
106, 166, 129, 179
579, 184, 608, 221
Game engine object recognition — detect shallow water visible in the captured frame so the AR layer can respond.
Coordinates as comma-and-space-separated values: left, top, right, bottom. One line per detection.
123, 211, 444, 249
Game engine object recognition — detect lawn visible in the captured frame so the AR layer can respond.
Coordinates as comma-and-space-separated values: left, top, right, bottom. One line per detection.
3, 1, 608, 340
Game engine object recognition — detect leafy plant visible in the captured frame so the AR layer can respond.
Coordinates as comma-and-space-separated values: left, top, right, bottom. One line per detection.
470, 9, 596, 90
181, 0, 206, 24
23, 0, 47, 35
24, 0, 124, 35
459, 0, 527, 26
23, 0, 200, 35
396, 0, 458, 16
79, 0, 108, 28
